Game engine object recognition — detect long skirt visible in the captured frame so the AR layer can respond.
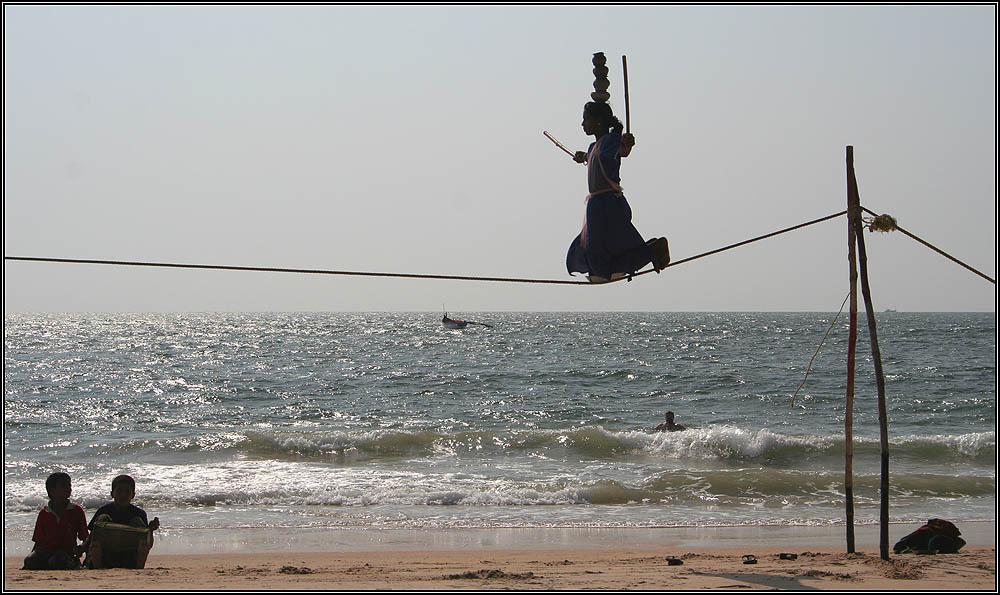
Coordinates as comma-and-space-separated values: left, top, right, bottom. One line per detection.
566, 193, 653, 279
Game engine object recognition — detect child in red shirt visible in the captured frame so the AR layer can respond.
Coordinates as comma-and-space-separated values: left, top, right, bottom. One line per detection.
23, 472, 89, 570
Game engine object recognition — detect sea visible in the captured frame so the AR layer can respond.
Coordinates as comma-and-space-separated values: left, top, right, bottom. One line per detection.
3, 312, 996, 555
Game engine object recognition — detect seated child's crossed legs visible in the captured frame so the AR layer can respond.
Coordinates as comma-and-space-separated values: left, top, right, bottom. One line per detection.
23, 549, 79, 571
88, 514, 153, 569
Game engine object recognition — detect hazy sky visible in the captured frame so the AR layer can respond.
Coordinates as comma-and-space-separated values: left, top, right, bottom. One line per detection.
4, 5, 996, 312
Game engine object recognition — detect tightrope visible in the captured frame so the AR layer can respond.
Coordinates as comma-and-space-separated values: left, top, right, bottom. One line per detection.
3, 211, 846, 286
11, 208, 989, 286
625, 210, 848, 280
1, 257, 591, 285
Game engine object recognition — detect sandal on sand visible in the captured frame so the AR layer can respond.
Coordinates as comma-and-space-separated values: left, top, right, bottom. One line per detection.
647, 237, 670, 272
665, 557, 683, 565
779, 553, 798, 560
742, 554, 757, 564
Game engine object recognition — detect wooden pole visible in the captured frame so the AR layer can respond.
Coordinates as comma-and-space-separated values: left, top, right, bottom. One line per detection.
621, 55, 631, 134
844, 146, 859, 553
850, 150, 892, 561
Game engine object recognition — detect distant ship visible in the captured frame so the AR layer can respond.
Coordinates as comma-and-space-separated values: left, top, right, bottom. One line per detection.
442, 312, 492, 330
442, 313, 469, 329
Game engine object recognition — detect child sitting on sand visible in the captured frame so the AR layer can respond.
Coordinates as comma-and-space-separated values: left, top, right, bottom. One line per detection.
86, 474, 160, 569
23, 472, 90, 570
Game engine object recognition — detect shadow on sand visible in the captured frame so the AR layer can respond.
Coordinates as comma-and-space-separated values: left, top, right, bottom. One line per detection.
690, 570, 824, 591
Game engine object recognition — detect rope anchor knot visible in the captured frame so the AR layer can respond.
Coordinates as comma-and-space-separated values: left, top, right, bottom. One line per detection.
864, 213, 898, 233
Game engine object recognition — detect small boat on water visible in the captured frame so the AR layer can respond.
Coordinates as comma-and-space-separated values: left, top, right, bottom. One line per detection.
442, 313, 469, 329
442, 312, 491, 330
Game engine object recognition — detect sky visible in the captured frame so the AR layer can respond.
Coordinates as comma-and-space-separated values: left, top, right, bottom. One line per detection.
3, 5, 996, 312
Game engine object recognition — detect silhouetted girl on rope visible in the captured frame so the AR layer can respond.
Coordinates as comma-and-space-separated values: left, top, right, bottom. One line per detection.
565, 101, 669, 283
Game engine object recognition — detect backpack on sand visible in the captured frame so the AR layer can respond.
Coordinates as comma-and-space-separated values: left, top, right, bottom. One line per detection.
893, 518, 966, 554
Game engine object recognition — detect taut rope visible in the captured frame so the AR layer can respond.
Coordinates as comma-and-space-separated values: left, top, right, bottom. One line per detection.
860, 207, 995, 284
3, 211, 847, 285
6, 207, 991, 286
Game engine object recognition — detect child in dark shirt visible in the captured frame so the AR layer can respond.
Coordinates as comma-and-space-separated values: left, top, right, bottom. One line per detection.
86, 474, 160, 569
23, 472, 89, 570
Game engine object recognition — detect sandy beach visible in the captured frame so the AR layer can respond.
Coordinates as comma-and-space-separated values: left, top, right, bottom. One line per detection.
4, 546, 996, 591
5, 525, 996, 591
